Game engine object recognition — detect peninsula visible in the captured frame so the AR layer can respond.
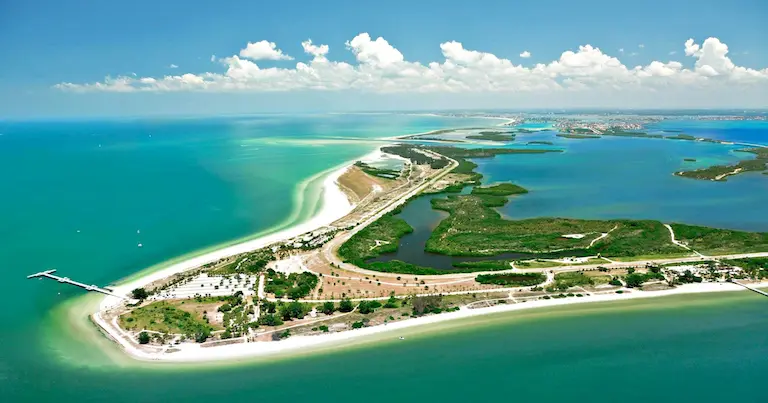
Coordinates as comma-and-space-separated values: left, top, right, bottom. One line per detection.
31, 119, 768, 364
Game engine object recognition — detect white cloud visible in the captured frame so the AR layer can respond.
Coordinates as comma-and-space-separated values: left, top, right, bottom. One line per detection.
638, 44, 645, 48
301, 39, 330, 62
520, 51, 531, 58
239, 40, 293, 60
629, 52, 638, 56
53, 34, 768, 103
169, 64, 178, 68
210, 55, 216, 62
669, 51, 677, 55
345, 33, 403, 66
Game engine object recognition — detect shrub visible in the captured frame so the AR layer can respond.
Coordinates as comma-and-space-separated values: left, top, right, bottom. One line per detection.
138, 331, 150, 345
131, 288, 149, 300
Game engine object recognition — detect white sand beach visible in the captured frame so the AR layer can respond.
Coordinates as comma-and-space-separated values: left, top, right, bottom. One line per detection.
97, 279, 768, 363
100, 159, 358, 312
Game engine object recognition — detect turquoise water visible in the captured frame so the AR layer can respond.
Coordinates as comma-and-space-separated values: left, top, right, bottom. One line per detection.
1, 115, 767, 402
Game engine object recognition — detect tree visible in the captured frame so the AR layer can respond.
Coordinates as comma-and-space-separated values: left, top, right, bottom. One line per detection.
138, 331, 150, 345
321, 301, 335, 315
259, 314, 283, 327
412, 295, 442, 315
194, 327, 211, 343
383, 295, 399, 309
625, 273, 645, 288
339, 298, 354, 313
131, 288, 149, 300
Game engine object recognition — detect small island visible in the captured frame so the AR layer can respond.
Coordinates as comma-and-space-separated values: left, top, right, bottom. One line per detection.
676, 148, 768, 181
465, 131, 516, 142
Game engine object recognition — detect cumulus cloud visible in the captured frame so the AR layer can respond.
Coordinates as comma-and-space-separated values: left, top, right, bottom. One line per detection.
638, 44, 645, 48
239, 40, 293, 60
54, 34, 768, 100
520, 51, 531, 58
169, 64, 178, 68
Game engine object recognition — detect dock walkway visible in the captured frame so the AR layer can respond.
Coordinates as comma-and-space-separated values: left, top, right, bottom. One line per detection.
730, 280, 768, 298
27, 269, 126, 299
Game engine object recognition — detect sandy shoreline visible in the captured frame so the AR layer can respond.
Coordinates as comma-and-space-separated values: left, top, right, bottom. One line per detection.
101, 280, 768, 363
99, 152, 376, 311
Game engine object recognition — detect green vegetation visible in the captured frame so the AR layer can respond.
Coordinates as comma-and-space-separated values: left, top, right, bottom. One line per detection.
380, 145, 449, 169
321, 301, 335, 315
475, 273, 545, 286
557, 134, 600, 139
683, 158, 697, 162
675, 148, 768, 181
426, 193, 685, 258
264, 270, 319, 299
411, 295, 443, 315
466, 131, 516, 142
131, 288, 149, 300
471, 183, 528, 196
357, 300, 382, 314
339, 298, 354, 313
722, 257, 768, 279
666, 134, 696, 140
669, 223, 768, 255
553, 272, 593, 291
338, 213, 413, 264
120, 301, 212, 342
383, 294, 400, 308
354, 161, 401, 179
211, 248, 274, 274
625, 268, 665, 288
600, 130, 663, 139
451, 260, 514, 271
278, 301, 311, 321
138, 331, 150, 344
527, 141, 554, 145
258, 314, 283, 327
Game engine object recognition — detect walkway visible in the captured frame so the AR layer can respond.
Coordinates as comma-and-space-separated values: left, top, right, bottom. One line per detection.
27, 269, 126, 299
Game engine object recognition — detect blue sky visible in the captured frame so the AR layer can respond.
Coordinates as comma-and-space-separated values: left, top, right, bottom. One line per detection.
1, 0, 766, 118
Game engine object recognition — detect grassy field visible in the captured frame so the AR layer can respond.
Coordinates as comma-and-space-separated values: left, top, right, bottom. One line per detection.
553, 272, 594, 290
669, 223, 768, 255
119, 301, 213, 336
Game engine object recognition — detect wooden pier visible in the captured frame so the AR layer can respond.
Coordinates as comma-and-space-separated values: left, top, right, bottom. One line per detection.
27, 269, 126, 299
730, 280, 768, 298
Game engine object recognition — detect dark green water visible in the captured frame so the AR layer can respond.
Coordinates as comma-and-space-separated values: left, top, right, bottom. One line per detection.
8, 292, 768, 402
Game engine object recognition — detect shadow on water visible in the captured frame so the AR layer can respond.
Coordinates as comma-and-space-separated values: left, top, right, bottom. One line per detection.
368, 192, 590, 271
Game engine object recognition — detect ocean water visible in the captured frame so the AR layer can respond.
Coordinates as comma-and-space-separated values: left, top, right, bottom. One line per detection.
1, 115, 767, 402
482, 130, 768, 231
